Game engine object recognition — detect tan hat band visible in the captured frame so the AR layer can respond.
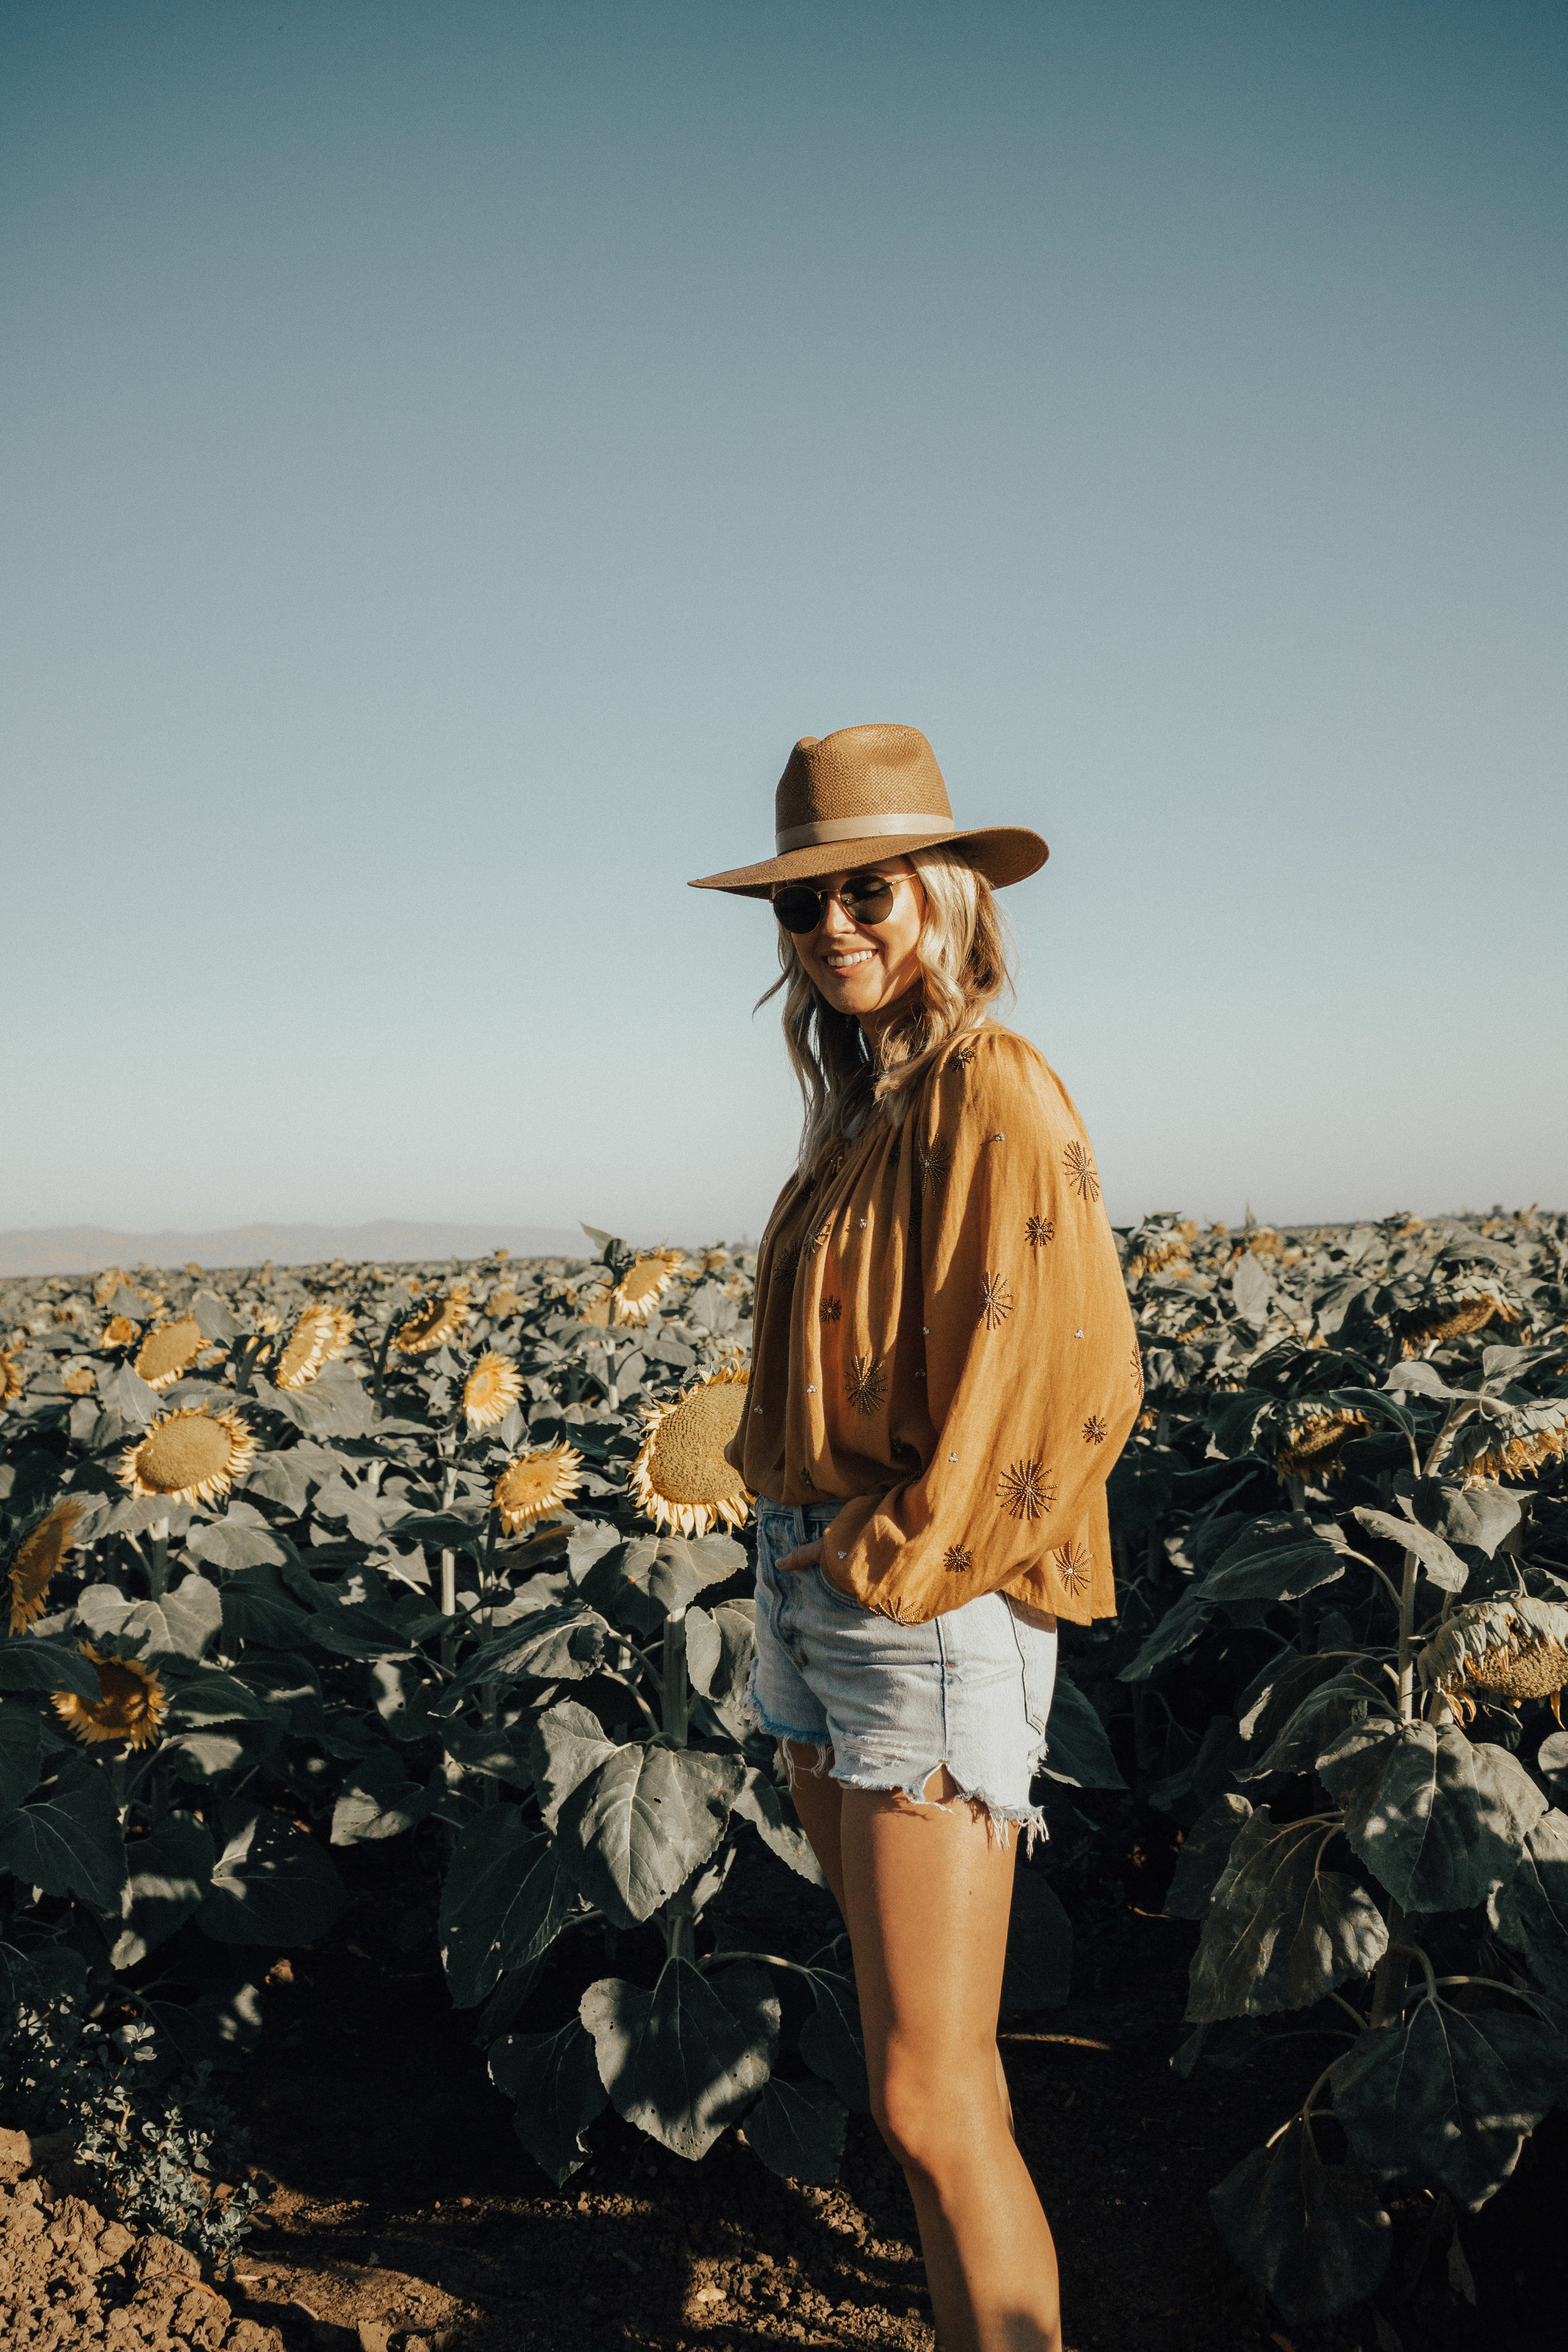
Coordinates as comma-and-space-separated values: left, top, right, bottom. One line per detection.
775, 810, 956, 853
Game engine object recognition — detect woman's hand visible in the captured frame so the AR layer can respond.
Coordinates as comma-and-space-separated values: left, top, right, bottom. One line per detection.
774, 1537, 824, 1576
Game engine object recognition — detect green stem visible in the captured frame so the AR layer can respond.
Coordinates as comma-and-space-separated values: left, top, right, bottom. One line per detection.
147, 1517, 169, 1601
1370, 1900, 1408, 2028
662, 1608, 689, 1747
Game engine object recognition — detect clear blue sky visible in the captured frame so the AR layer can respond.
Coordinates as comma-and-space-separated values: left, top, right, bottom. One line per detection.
4, 0, 1564, 1245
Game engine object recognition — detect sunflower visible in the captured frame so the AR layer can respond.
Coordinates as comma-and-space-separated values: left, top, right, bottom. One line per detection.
8, 1498, 85, 1633
485, 1284, 522, 1319
612, 1256, 675, 1327
1421, 1597, 1568, 1725
63, 1365, 96, 1397
133, 1316, 208, 1392
0, 1354, 24, 1408
275, 1303, 355, 1391
628, 1365, 752, 1537
391, 1284, 472, 1355
577, 1290, 613, 1327
702, 1248, 730, 1273
464, 1350, 524, 1429
494, 1443, 585, 1534
93, 1268, 126, 1307
117, 1406, 258, 1505
1275, 1404, 1370, 1483
98, 1316, 139, 1351
1461, 1399, 1568, 1488
53, 1644, 167, 1749
1401, 1281, 1522, 1353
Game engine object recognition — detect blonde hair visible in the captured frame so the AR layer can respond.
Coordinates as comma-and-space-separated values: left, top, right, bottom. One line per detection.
758, 846, 1015, 1169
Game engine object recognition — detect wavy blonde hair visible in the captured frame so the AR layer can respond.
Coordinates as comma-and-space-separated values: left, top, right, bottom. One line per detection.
759, 846, 1015, 1169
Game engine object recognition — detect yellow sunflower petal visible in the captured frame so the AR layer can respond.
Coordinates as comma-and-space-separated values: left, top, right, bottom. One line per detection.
494, 1443, 584, 1534
53, 1643, 167, 1750
117, 1406, 258, 1506
628, 1366, 752, 1537
464, 1351, 524, 1431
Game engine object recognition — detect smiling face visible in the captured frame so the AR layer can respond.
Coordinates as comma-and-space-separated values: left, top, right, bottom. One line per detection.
778, 857, 928, 1038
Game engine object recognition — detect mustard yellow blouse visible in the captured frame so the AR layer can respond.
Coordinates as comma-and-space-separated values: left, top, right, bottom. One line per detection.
731, 1027, 1139, 1626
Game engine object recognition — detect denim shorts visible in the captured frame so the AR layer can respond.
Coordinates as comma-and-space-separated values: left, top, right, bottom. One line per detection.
748, 1498, 1059, 1845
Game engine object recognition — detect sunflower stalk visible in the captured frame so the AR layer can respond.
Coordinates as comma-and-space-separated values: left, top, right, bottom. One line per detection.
146, 1517, 169, 1602
662, 1606, 689, 1747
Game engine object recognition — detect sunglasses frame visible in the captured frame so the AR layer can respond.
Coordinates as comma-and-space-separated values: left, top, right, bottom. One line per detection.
770, 871, 904, 936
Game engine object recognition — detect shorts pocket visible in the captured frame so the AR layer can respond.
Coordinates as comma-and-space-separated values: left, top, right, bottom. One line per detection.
1009, 1606, 1059, 1735
813, 1565, 868, 1614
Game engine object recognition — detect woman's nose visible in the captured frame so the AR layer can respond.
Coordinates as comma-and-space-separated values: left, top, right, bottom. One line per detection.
818, 894, 855, 936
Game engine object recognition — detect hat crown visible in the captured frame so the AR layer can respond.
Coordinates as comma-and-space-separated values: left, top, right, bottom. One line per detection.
776, 724, 952, 835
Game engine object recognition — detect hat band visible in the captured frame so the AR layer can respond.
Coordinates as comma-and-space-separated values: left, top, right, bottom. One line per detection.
775, 811, 956, 853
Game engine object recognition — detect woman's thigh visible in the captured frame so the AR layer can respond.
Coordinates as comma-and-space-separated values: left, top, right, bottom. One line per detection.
839, 1773, 1019, 2102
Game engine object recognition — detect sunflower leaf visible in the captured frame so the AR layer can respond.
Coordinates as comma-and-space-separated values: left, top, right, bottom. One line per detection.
1319, 1720, 1546, 1913
1039, 1666, 1126, 1788
489, 2017, 608, 2186
196, 1808, 347, 1946
580, 1957, 778, 2159
741, 2075, 847, 2185
0, 1637, 102, 1702
1330, 2000, 1568, 2206
1209, 2124, 1392, 2323
0, 1756, 128, 1915
555, 1742, 745, 1928
439, 1806, 581, 2006
110, 1811, 216, 1969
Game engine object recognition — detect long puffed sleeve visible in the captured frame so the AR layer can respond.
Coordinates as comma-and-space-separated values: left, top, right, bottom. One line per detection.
817, 1030, 1138, 1623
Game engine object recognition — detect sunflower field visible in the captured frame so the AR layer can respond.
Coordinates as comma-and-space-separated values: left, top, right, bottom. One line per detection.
2, 1205, 1566, 2329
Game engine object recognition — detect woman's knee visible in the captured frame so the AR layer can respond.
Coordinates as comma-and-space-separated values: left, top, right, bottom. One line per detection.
872, 2052, 997, 2180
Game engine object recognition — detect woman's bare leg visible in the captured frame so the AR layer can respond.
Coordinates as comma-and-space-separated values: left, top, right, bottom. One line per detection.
781, 1745, 1058, 2351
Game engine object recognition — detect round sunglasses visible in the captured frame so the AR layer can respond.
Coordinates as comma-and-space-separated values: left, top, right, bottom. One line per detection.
770, 873, 901, 935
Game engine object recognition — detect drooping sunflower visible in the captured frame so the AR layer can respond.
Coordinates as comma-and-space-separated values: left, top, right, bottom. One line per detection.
1275, 1404, 1370, 1483
133, 1316, 208, 1392
117, 1406, 258, 1505
494, 1443, 585, 1534
1401, 1279, 1522, 1353
464, 1351, 524, 1430
1461, 1399, 1568, 1488
8, 1498, 85, 1633
275, 1303, 355, 1390
612, 1256, 675, 1327
0, 1353, 24, 1408
628, 1365, 752, 1537
93, 1268, 126, 1308
98, 1315, 139, 1351
391, 1284, 471, 1355
53, 1644, 167, 1749
1421, 1597, 1568, 1725
63, 1365, 97, 1396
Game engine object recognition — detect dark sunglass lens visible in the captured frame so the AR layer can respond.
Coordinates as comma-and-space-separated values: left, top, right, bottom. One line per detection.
772, 887, 824, 933
842, 878, 896, 922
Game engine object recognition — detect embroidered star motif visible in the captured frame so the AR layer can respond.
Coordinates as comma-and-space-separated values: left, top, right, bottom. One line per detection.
943, 1544, 974, 1572
846, 1354, 887, 1417
1083, 1414, 1108, 1445
979, 1272, 1014, 1331
917, 1140, 951, 1192
1063, 1141, 1101, 1202
997, 1459, 1058, 1521
1053, 1541, 1092, 1598
820, 1296, 842, 1324
1026, 1215, 1055, 1249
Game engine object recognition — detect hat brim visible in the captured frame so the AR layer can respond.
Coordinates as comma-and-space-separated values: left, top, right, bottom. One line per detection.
688, 824, 1048, 899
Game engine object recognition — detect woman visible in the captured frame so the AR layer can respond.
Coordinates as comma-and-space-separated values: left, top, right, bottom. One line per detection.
691, 724, 1138, 2352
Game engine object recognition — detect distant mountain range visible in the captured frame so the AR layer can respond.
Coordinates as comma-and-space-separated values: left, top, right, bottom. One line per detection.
0, 1220, 596, 1278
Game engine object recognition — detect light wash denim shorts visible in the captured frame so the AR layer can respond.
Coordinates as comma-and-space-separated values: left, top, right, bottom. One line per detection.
748, 1498, 1059, 1845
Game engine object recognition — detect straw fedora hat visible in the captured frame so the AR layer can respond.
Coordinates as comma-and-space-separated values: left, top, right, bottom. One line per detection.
688, 723, 1048, 898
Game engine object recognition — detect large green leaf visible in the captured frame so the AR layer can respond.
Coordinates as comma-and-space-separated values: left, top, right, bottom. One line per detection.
489, 2018, 608, 2185
685, 1601, 757, 1740
450, 1600, 609, 1692
0, 1638, 102, 1702
578, 1534, 744, 1635
197, 1809, 348, 1946
1209, 2125, 1392, 2323
1117, 1586, 1214, 1682
797, 1968, 870, 2112
187, 1518, 292, 1574
1491, 1805, 1568, 2001
1185, 1808, 1388, 2022
438, 1807, 581, 2008
1196, 1515, 1346, 1606
1331, 2000, 1568, 2207
1352, 1508, 1467, 1594
1000, 1857, 1073, 2008
1319, 1720, 1547, 1914
1393, 1476, 1520, 1562
580, 1957, 778, 2159
529, 1700, 618, 1832
1165, 1794, 1251, 1920
217, 1562, 312, 1650
0, 1756, 127, 1914
0, 1695, 42, 1811
1039, 1668, 1125, 1790
731, 1766, 826, 1886
1242, 1671, 1376, 1782
330, 1748, 438, 1848
742, 2075, 847, 2185
110, 1813, 216, 1969
556, 1742, 745, 1928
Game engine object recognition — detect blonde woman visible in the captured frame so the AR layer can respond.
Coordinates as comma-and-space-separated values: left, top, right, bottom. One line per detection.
691, 725, 1138, 2352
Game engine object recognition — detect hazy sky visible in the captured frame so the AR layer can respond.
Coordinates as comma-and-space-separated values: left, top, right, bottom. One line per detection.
4, 0, 1565, 1246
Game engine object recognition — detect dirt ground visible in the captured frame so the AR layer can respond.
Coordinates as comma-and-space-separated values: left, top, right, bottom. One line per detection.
179, 1823, 1565, 2352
